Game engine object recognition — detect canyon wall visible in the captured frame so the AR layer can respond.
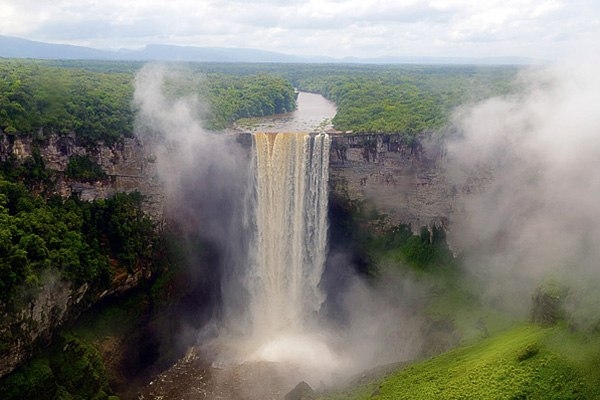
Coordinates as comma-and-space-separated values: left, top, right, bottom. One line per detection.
0, 132, 163, 218
329, 132, 455, 233
0, 130, 469, 377
0, 132, 162, 377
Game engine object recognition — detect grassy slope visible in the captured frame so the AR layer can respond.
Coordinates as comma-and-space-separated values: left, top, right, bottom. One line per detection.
329, 205, 600, 399
321, 325, 600, 400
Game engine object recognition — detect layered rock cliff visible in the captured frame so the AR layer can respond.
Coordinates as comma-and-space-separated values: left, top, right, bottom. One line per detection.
0, 132, 162, 377
0, 130, 469, 378
0, 132, 162, 217
329, 133, 454, 233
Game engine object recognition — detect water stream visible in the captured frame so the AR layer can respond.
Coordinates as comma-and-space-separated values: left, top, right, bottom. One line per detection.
235, 91, 337, 133
140, 93, 339, 399
249, 132, 330, 339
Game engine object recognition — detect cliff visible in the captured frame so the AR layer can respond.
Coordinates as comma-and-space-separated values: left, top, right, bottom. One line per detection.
329, 133, 454, 233
0, 132, 162, 217
0, 132, 162, 377
0, 130, 471, 378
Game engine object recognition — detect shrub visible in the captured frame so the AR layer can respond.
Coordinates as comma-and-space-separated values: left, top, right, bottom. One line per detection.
531, 280, 567, 327
65, 155, 107, 183
516, 343, 539, 362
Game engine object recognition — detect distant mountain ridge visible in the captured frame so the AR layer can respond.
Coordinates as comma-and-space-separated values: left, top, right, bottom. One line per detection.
0, 35, 536, 64
0, 35, 110, 59
0, 35, 311, 62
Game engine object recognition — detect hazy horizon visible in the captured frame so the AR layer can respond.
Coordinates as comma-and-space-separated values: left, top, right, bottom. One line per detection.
1, 0, 599, 62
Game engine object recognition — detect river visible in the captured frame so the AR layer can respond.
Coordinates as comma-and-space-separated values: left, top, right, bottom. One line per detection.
138, 93, 337, 400
234, 91, 337, 133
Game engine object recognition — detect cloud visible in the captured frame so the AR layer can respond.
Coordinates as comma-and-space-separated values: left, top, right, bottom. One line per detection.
446, 58, 600, 315
133, 64, 251, 262
1, 0, 598, 58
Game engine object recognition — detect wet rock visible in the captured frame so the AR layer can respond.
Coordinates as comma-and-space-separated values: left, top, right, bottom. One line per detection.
0, 132, 163, 378
328, 132, 453, 233
285, 381, 315, 400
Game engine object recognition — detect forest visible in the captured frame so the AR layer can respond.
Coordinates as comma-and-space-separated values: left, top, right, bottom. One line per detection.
0, 60, 297, 140
0, 152, 157, 311
0, 60, 518, 141
291, 64, 516, 135
1, 59, 599, 400
172, 62, 518, 135
0, 61, 134, 146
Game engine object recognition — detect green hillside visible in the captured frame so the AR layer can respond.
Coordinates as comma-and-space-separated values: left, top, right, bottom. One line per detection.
322, 325, 600, 400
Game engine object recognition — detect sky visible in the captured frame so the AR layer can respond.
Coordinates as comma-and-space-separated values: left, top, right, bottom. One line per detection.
1, 0, 599, 60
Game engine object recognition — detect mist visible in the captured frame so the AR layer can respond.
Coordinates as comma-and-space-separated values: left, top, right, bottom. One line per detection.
130, 59, 600, 394
131, 64, 430, 392
446, 60, 600, 322
133, 64, 253, 336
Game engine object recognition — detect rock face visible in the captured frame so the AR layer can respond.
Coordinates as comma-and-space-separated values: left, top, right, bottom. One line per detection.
285, 381, 316, 400
0, 132, 163, 219
0, 132, 162, 378
0, 275, 72, 377
329, 133, 454, 232
0, 130, 471, 379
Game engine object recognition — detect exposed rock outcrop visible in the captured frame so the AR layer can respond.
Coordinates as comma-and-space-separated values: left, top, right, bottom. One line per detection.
329, 132, 453, 233
285, 381, 316, 400
0, 131, 163, 220
0, 132, 162, 378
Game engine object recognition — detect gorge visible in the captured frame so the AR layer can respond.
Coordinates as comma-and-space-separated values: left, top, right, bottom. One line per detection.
0, 89, 454, 392
4, 1, 600, 400
133, 83, 452, 398
2, 60, 600, 400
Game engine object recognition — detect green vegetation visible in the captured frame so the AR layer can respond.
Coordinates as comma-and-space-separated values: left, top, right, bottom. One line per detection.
293, 65, 516, 138
23, 61, 520, 135
0, 334, 115, 400
531, 280, 569, 327
1, 147, 53, 194
0, 160, 156, 306
0, 59, 299, 142
1, 60, 517, 141
65, 154, 108, 182
367, 222, 515, 347
0, 229, 201, 399
329, 191, 504, 353
300, 74, 444, 134
203, 73, 297, 129
168, 62, 517, 136
153, 68, 297, 129
329, 186, 456, 274
321, 325, 600, 400
368, 224, 454, 271
327, 189, 600, 400
0, 60, 134, 146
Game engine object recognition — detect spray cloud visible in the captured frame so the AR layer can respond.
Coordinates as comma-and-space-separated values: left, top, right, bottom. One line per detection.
133, 64, 252, 336
132, 64, 438, 390
133, 65, 344, 385
447, 59, 600, 321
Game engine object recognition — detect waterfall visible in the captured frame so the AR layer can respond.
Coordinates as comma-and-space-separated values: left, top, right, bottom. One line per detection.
247, 132, 331, 340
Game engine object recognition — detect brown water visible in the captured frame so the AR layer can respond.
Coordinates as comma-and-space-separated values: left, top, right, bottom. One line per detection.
235, 91, 337, 133
137, 93, 339, 400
